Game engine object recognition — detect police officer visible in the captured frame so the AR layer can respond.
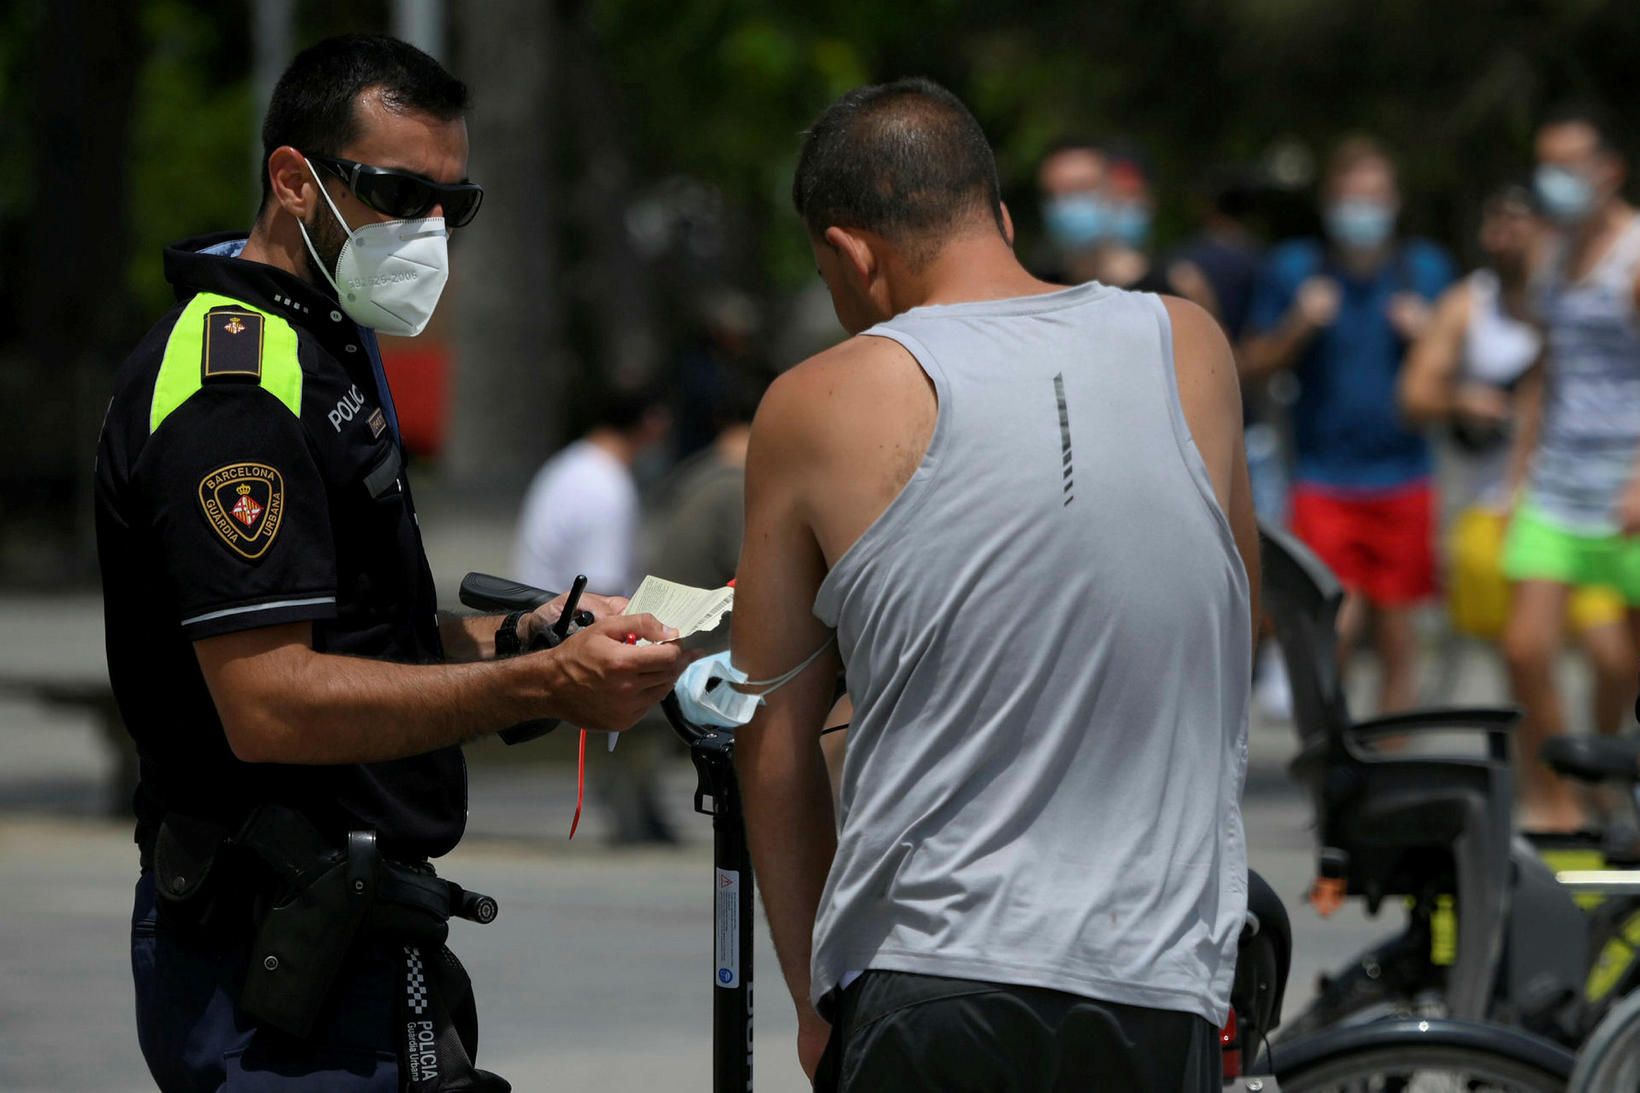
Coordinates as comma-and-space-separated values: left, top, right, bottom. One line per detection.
95, 34, 690, 1091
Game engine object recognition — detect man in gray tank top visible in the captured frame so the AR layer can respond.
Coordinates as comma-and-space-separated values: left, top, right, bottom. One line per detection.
731, 79, 1259, 1091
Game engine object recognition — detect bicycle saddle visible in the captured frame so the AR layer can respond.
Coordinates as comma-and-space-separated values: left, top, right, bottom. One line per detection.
1541, 735, 1640, 785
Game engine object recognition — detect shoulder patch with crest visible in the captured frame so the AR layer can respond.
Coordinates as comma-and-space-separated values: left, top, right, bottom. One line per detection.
202, 308, 264, 382
198, 462, 284, 558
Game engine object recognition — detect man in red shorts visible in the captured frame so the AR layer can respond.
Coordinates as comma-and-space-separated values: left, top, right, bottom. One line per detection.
1244, 137, 1455, 712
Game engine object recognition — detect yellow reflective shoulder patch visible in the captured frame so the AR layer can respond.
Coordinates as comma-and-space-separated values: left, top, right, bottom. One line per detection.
150, 293, 302, 433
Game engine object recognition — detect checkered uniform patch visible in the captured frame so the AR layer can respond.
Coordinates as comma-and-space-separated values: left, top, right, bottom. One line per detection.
405, 945, 429, 1015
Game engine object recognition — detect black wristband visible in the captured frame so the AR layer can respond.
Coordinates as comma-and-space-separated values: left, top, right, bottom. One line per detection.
495, 610, 528, 657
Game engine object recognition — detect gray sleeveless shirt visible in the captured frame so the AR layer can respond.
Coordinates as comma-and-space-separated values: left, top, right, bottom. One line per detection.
810, 283, 1251, 1024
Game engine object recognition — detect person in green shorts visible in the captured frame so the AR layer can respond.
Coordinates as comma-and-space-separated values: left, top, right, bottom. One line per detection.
1503, 105, 1640, 830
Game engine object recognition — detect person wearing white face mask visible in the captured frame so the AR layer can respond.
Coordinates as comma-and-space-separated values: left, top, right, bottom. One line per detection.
1500, 105, 1640, 832
1243, 136, 1456, 718
94, 34, 692, 1091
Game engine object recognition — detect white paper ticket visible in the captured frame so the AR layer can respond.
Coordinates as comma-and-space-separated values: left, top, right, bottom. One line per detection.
624, 576, 734, 642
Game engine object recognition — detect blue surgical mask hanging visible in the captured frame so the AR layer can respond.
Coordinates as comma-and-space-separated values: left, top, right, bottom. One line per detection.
674, 640, 836, 729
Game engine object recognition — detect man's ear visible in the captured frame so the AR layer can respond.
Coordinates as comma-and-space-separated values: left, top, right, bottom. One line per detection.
266, 146, 318, 219
1000, 202, 1016, 248
824, 226, 877, 288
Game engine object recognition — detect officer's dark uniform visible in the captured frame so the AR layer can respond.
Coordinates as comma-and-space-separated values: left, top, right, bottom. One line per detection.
96, 232, 480, 1091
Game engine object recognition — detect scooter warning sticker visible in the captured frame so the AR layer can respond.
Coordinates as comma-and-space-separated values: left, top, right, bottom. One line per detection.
715, 867, 740, 988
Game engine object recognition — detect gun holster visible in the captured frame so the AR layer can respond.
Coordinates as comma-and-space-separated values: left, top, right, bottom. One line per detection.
238, 826, 379, 1039
148, 805, 498, 1041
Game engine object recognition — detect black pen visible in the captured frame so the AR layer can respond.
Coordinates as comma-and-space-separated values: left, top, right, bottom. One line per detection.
553, 574, 588, 639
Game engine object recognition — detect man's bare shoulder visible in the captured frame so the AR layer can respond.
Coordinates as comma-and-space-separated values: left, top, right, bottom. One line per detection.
755, 335, 922, 448
1161, 293, 1233, 416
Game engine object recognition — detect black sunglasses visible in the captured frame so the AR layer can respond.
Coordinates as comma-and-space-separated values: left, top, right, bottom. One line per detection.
308, 154, 484, 228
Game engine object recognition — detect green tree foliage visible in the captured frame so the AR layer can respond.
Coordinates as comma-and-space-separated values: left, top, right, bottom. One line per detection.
585, 0, 1640, 282
126, 0, 256, 316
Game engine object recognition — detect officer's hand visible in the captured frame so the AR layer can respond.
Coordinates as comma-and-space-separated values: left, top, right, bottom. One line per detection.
538, 613, 697, 733
525, 591, 629, 642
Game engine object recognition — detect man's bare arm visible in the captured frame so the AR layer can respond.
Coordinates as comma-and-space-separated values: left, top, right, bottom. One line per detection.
1503, 361, 1544, 505
730, 368, 843, 1076
1165, 297, 1261, 638
195, 612, 688, 765
1240, 277, 1336, 382
1399, 283, 1473, 425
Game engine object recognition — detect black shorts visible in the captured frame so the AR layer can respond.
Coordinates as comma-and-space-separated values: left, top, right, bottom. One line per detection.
814, 970, 1221, 1093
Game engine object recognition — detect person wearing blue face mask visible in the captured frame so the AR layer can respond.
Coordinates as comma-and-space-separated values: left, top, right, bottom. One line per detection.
1244, 136, 1455, 718
1035, 140, 1112, 284
1500, 105, 1640, 831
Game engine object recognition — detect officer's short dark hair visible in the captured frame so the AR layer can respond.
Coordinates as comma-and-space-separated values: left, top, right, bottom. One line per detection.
259, 34, 468, 213
1540, 101, 1623, 158
792, 78, 1005, 268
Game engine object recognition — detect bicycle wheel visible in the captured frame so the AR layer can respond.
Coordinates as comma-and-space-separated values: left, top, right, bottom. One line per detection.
1570, 986, 1640, 1091
1268, 1019, 1574, 1092
1282, 1045, 1567, 1091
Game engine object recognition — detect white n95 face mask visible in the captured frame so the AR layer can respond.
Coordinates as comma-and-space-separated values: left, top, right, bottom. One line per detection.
674, 640, 836, 729
298, 158, 450, 336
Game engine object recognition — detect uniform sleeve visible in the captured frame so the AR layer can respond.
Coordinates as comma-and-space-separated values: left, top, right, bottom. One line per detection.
139, 385, 337, 640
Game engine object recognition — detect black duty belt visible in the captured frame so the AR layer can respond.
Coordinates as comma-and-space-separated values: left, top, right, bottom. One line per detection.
144, 805, 509, 1091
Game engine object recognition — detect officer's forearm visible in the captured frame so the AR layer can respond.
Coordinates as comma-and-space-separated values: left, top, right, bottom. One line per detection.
196, 622, 562, 764
437, 611, 505, 662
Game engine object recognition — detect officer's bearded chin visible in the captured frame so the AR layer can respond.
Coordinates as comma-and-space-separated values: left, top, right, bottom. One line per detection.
300, 208, 347, 291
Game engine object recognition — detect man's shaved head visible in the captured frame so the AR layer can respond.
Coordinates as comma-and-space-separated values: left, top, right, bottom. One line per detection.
792, 78, 1006, 268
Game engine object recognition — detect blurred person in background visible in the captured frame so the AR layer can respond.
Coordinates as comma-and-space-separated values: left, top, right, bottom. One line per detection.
645, 367, 766, 607
1167, 168, 1265, 342
609, 369, 768, 844
1244, 136, 1455, 715
513, 386, 671, 597
514, 385, 674, 844
1036, 138, 1110, 285
1501, 106, 1640, 829
1035, 140, 1163, 291
1166, 168, 1293, 716
1097, 153, 1163, 291
672, 290, 761, 461
1400, 183, 1633, 757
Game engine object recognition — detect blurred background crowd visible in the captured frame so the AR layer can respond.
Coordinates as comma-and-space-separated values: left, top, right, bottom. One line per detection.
3, 0, 1640, 842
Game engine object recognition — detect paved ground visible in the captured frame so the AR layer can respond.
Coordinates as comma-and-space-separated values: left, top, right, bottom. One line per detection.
0, 495, 1607, 1091
0, 689, 1393, 1093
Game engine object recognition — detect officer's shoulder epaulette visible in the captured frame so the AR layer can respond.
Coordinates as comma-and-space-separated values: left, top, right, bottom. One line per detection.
149, 291, 303, 434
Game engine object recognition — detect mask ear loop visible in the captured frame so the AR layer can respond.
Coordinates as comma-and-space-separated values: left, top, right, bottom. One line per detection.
295, 158, 356, 296
730, 635, 837, 698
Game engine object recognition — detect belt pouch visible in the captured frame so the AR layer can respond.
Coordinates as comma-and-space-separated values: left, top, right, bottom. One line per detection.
152, 814, 233, 925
